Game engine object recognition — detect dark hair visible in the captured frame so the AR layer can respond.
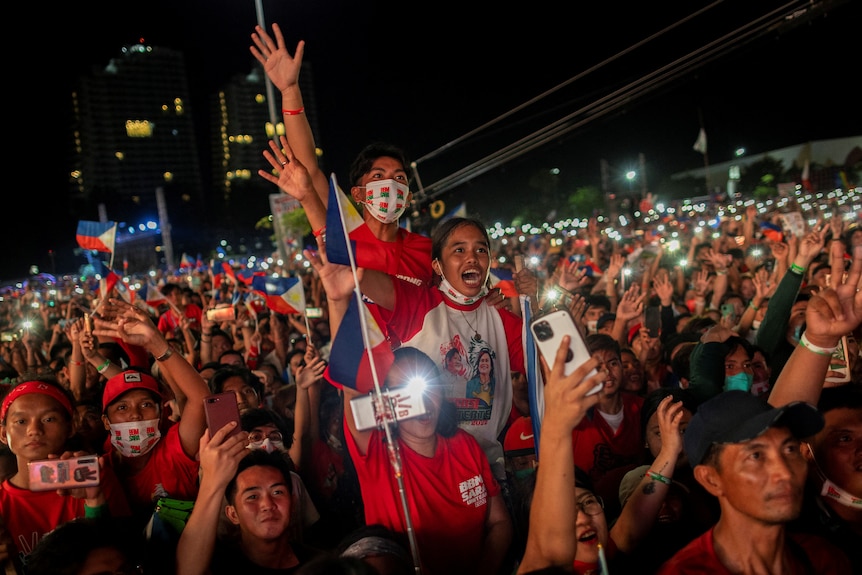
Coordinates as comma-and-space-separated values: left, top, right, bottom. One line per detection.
25, 517, 144, 575
386, 347, 459, 437
640, 387, 697, 440
817, 384, 862, 413
583, 294, 612, 314
348, 142, 409, 188
225, 449, 293, 504
724, 335, 754, 361
209, 365, 264, 398
431, 217, 490, 263
241, 407, 294, 450
574, 466, 594, 492
669, 341, 698, 383
335, 524, 413, 574
586, 333, 621, 359
210, 328, 234, 343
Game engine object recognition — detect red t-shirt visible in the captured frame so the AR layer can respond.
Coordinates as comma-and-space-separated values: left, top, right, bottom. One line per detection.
0, 466, 131, 562
157, 304, 203, 337
657, 527, 852, 574
346, 425, 500, 575
572, 392, 645, 483
103, 423, 200, 520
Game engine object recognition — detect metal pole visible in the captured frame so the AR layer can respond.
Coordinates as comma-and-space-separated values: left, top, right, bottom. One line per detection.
255, 0, 281, 146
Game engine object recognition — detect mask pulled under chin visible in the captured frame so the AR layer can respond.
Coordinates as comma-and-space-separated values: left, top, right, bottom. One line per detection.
109, 419, 161, 458
362, 179, 409, 224
438, 273, 489, 306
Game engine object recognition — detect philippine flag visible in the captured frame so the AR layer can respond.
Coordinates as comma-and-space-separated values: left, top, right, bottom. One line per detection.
325, 173, 366, 267
250, 276, 306, 315
324, 296, 393, 393
140, 280, 167, 310
76, 221, 117, 253
760, 221, 784, 243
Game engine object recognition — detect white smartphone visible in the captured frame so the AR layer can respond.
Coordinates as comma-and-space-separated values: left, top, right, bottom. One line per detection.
530, 308, 602, 395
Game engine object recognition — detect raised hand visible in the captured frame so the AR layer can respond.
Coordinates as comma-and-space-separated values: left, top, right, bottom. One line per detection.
804, 245, 862, 347
249, 23, 304, 94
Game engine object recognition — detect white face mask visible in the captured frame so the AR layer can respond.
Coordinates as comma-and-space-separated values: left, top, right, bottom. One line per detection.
820, 478, 862, 509
586, 320, 598, 334
751, 320, 761, 330
361, 179, 409, 224
438, 271, 489, 305
247, 438, 285, 454
108, 419, 161, 458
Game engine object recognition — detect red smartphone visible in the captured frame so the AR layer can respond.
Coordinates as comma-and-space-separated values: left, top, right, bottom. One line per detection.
203, 392, 243, 439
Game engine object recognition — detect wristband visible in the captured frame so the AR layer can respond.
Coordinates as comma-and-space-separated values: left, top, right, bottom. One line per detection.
84, 503, 109, 518
154, 347, 174, 362
96, 359, 111, 374
313, 226, 326, 238
200, 337, 211, 343
281, 107, 305, 116
748, 302, 759, 311
790, 263, 806, 275
799, 332, 837, 356
69, 360, 84, 366
646, 470, 672, 485
715, 269, 728, 276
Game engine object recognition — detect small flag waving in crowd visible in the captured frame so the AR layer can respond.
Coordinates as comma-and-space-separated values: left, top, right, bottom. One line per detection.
325, 174, 366, 267
77, 221, 117, 253
324, 296, 393, 393
251, 275, 306, 315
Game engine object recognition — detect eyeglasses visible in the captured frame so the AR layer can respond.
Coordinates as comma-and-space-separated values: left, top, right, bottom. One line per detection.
248, 430, 283, 443
576, 495, 604, 516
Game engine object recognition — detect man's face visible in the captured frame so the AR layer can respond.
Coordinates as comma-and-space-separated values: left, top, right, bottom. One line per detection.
221, 376, 261, 414
0, 394, 73, 463
591, 348, 622, 396
712, 426, 808, 524
226, 465, 292, 541
806, 407, 862, 498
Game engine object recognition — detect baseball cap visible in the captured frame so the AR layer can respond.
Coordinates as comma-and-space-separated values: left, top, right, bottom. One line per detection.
102, 370, 163, 412
504, 416, 535, 455
684, 390, 823, 467
596, 312, 616, 331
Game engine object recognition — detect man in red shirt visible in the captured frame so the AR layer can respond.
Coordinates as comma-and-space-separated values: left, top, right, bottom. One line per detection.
657, 391, 851, 574
571, 334, 645, 484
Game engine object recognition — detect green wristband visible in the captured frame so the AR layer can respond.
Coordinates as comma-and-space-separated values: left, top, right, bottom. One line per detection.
84, 503, 109, 518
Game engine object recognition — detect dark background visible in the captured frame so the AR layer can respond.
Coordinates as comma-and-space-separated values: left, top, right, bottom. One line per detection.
11, 0, 860, 280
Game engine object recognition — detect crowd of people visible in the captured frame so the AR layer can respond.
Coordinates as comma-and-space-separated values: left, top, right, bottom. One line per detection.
0, 21, 859, 575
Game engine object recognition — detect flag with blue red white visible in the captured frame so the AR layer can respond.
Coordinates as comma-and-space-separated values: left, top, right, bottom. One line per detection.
76, 221, 117, 253
251, 276, 306, 315
324, 296, 393, 393
760, 221, 784, 243
325, 173, 367, 267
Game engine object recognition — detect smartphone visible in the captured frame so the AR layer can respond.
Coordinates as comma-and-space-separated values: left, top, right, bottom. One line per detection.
350, 386, 429, 431
825, 335, 851, 384
530, 309, 601, 395
206, 306, 235, 322
84, 313, 93, 334
644, 305, 661, 338
720, 303, 735, 318
28, 455, 100, 491
306, 307, 323, 319
203, 392, 243, 439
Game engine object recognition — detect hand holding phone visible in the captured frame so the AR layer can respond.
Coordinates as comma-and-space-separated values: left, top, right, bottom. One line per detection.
644, 305, 661, 338
531, 309, 601, 395
203, 392, 243, 440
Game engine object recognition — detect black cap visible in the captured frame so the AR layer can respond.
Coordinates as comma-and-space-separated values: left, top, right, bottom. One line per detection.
684, 390, 823, 467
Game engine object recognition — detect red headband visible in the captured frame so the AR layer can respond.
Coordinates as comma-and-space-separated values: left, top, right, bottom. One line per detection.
1, 381, 74, 422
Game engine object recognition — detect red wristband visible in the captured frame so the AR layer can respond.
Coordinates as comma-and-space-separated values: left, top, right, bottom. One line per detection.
313, 226, 326, 238
282, 107, 305, 116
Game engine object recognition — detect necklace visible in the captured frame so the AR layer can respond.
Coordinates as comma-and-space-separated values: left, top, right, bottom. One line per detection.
460, 309, 482, 343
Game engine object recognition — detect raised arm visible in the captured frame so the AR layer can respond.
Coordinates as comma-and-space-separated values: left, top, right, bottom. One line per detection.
176, 426, 248, 575
768, 243, 861, 407
517, 340, 602, 573
94, 299, 210, 458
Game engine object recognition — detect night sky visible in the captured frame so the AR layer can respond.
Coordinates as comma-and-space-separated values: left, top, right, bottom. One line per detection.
10, 0, 860, 280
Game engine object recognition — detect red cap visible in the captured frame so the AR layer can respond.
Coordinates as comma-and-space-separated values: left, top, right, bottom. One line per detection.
627, 323, 642, 346
102, 370, 162, 412
504, 416, 535, 454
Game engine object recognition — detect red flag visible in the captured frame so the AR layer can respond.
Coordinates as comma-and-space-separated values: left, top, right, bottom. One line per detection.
801, 158, 812, 192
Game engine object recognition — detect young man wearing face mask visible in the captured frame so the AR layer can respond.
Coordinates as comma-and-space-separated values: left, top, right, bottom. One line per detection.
687, 323, 757, 405
251, 24, 432, 291
94, 299, 211, 526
